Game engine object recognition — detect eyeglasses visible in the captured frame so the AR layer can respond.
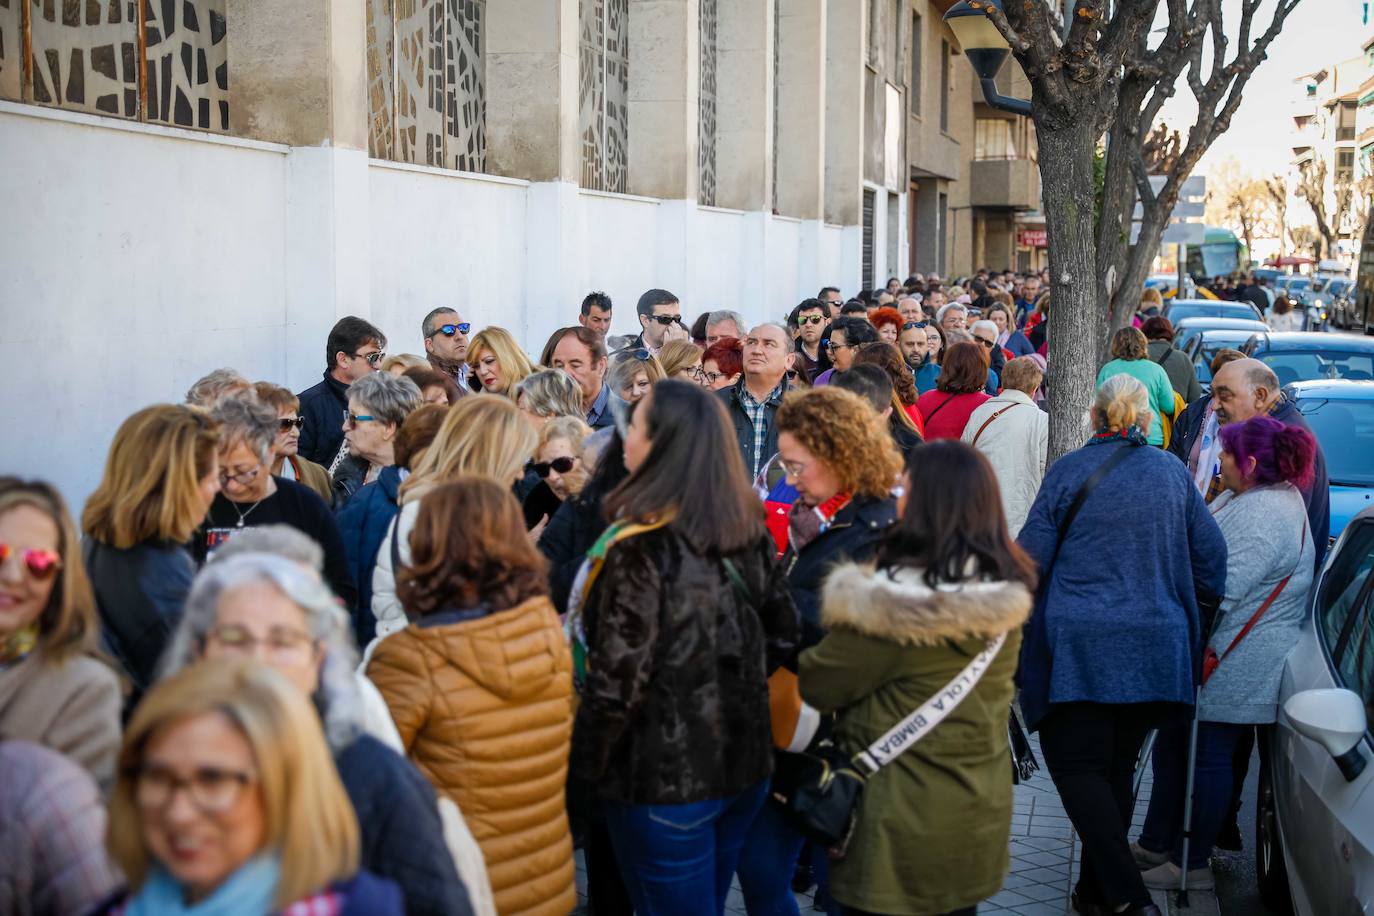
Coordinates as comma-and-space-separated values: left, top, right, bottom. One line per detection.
824, 340, 850, 353
278, 416, 305, 433
533, 456, 577, 478
798, 315, 826, 326
623, 348, 652, 361
780, 459, 809, 479
646, 314, 682, 326
343, 410, 377, 430
902, 321, 928, 330
703, 370, 728, 383
207, 622, 315, 662
976, 337, 997, 349
219, 465, 261, 486
353, 350, 385, 366
0, 543, 62, 580
134, 764, 256, 814
428, 323, 471, 338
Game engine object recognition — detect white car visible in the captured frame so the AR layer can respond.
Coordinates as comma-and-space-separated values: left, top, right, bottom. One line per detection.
1260, 506, 1374, 913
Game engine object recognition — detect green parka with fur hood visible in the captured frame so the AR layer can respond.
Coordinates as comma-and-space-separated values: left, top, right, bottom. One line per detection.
799, 562, 1031, 916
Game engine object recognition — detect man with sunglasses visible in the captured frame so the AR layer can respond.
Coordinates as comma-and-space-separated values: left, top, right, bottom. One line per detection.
296, 316, 387, 468
421, 307, 472, 393
631, 288, 689, 354
788, 299, 831, 382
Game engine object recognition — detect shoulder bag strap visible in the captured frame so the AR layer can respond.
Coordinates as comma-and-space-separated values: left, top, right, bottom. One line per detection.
853, 631, 1007, 774
389, 511, 403, 573
971, 402, 1024, 446
1215, 517, 1309, 666
1155, 345, 1171, 366
922, 392, 960, 425
721, 556, 752, 602
1033, 444, 1136, 602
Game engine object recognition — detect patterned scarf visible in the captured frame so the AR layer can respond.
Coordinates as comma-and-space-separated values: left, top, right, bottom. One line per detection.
1087, 425, 1149, 447
787, 492, 853, 555
0, 624, 38, 667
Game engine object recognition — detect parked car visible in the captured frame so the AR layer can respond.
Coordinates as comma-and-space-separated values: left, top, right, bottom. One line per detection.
1182, 328, 1266, 395
1287, 380, 1374, 540
1163, 298, 1265, 324
1260, 504, 1374, 914
1171, 316, 1270, 354
1241, 333, 1374, 386
1321, 278, 1357, 329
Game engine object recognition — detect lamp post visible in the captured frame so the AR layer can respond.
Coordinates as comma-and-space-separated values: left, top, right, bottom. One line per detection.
943, 0, 1033, 117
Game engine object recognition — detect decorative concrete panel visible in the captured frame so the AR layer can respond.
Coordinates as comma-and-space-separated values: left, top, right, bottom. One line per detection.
698, 0, 716, 206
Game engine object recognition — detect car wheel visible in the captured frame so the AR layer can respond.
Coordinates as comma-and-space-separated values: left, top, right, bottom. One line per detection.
1256, 761, 1295, 914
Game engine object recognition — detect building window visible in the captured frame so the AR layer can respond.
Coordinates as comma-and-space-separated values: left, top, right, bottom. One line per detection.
890, 0, 901, 75
2, 0, 228, 131
939, 39, 950, 133
580, 0, 629, 192
975, 119, 1016, 160
1338, 101, 1357, 142
698, 0, 717, 206
1338, 148, 1356, 180
367, 0, 486, 172
863, 189, 876, 290
909, 12, 921, 116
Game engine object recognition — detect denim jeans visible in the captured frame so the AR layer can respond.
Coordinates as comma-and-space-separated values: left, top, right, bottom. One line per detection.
603, 780, 770, 916
1139, 720, 1251, 870
735, 800, 844, 916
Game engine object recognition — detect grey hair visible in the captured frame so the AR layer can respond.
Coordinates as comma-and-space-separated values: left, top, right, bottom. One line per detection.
211, 395, 278, 463
706, 310, 745, 333
347, 372, 422, 427
186, 368, 250, 408
208, 524, 324, 571
749, 321, 791, 339
936, 303, 969, 325
971, 319, 999, 339
516, 368, 585, 419
1240, 361, 1281, 394
160, 552, 364, 752
421, 306, 459, 339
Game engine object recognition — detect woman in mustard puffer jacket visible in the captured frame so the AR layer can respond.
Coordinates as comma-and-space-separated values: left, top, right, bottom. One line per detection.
367, 477, 575, 916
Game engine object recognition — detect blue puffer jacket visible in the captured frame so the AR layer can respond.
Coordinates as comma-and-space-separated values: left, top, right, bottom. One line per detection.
1016, 439, 1228, 730
336, 466, 403, 646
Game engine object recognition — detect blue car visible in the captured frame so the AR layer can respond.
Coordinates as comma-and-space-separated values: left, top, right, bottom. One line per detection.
1242, 332, 1374, 387
1286, 379, 1374, 540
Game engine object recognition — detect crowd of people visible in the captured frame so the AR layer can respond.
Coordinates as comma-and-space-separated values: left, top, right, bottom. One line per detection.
0, 268, 1329, 916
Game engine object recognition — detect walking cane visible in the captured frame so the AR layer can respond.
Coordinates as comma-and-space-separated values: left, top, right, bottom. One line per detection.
1177, 685, 1203, 908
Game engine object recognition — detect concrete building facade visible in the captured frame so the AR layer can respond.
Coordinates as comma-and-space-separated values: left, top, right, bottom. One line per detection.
1, 0, 1040, 504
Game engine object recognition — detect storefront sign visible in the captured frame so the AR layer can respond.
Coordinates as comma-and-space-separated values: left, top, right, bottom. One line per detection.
1018, 229, 1047, 248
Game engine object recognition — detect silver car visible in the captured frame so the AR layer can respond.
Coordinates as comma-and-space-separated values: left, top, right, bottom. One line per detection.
1260, 505, 1374, 913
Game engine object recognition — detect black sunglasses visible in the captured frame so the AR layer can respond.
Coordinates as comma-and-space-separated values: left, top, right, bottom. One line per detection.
278, 417, 305, 433
623, 348, 652, 361
533, 456, 576, 478
902, 321, 928, 330
646, 314, 682, 326
798, 315, 825, 326
429, 322, 471, 338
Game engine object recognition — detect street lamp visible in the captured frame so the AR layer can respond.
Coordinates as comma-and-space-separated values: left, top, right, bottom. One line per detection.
943, 0, 1033, 117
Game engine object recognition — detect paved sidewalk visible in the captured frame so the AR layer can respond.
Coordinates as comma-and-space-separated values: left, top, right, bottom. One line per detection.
574, 735, 1226, 915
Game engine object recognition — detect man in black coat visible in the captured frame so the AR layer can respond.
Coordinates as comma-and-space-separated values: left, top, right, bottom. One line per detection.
296, 317, 387, 468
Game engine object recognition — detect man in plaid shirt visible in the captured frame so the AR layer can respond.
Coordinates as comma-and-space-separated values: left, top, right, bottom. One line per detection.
717, 322, 794, 479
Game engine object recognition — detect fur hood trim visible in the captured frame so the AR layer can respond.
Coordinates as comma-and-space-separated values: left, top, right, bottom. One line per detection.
821, 562, 1032, 647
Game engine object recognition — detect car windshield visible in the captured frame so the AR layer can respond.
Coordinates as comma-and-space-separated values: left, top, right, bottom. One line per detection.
1294, 398, 1374, 487
1259, 350, 1374, 385
1193, 335, 1258, 382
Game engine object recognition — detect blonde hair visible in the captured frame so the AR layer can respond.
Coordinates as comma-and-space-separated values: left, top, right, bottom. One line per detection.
1140, 287, 1164, 309
1094, 373, 1153, 435
380, 354, 429, 375
0, 478, 100, 663
400, 396, 537, 502
538, 416, 593, 498
466, 327, 537, 396
108, 660, 359, 909
609, 351, 665, 395
657, 340, 704, 378
83, 405, 222, 548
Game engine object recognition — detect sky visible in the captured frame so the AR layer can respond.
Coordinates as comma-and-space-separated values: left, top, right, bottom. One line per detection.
1156, 0, 1371, 179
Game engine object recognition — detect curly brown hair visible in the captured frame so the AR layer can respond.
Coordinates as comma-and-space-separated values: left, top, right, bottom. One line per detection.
854, 342, 918, 406
397, 476, 549, 617
774, 388, 902, 500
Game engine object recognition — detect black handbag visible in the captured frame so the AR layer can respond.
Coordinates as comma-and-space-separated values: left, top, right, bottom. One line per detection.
772, 633, 1008, 856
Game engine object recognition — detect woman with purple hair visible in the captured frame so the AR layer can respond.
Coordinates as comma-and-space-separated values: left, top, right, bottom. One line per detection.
1133, 415, 1317, 892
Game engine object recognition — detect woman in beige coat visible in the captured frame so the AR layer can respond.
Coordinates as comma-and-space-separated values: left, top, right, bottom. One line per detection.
0, 478, 121, 795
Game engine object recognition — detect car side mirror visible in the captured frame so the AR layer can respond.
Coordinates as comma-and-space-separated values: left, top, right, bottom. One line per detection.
1284, 688, 1369, 783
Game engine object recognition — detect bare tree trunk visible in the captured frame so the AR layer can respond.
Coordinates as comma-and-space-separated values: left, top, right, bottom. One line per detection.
1039, 118, 1101, 462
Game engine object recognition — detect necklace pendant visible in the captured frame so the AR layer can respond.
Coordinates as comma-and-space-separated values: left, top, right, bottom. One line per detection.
237, 518, 244, 528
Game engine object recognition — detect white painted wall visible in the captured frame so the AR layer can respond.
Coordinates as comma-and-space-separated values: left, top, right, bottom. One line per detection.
1, 102, 861, 511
